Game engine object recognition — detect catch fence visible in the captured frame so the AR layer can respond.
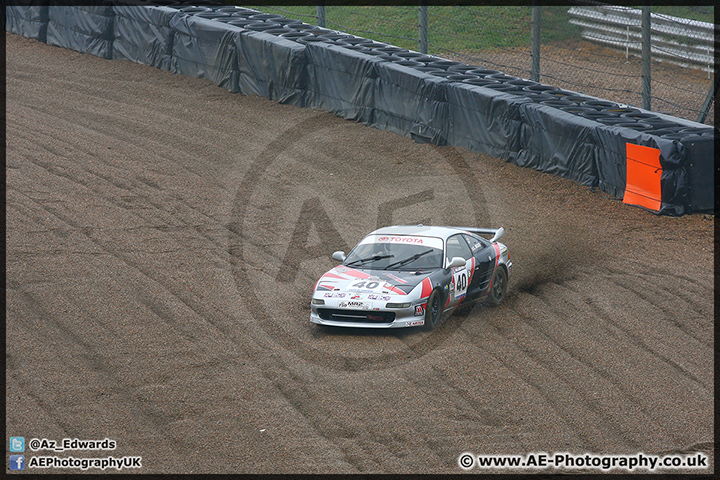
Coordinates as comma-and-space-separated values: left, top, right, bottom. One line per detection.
251, 2, 715, 126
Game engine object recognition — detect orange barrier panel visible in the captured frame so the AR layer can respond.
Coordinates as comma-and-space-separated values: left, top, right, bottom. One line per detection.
623, 143, 662, 212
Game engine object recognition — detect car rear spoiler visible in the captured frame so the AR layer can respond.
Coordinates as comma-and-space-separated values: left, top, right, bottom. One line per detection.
451, 226, 504, 243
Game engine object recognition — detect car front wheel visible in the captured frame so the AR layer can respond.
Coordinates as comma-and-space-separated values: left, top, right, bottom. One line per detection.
422, 289, 443, 331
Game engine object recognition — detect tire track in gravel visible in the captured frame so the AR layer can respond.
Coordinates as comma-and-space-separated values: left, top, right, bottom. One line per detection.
11, 125, 366, 471
11, 187, 358, 472
516, 272, 711, 390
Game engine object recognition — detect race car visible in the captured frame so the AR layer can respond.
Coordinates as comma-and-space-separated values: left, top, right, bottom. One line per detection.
310, 225, 511, 330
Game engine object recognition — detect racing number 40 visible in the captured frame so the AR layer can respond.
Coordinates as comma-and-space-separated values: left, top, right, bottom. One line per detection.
351, 281, 380, 289
454, 270, 468, 298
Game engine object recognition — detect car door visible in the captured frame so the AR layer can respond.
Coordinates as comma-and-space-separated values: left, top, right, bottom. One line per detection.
462, 233, 494, 298
445, 234, 474, 307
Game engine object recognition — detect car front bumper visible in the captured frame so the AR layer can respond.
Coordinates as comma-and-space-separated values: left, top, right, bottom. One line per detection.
310, 303, 426, 329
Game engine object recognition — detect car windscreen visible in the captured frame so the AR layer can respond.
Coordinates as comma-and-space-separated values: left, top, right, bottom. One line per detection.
344, 236, 444, 270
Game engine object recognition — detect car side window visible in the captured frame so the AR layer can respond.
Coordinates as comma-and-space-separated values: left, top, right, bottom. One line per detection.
463, 234, 487, 253
446, 234, 473, 263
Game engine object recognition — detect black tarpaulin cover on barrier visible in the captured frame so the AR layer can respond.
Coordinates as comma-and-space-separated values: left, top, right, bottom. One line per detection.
515, 104, 599, 187
5, 3, 713, 215
6, 5, 48, 42
303, 43, 376, 122
169, 14, 239, 92
113, 5, 176, 70
46, 5, 114, 59
235, 29, 306, 104
372, 62, 448, 146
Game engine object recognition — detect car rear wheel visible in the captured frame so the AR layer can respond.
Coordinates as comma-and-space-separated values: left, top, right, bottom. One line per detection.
422, 289, 443, 331
486, 267, 507, 306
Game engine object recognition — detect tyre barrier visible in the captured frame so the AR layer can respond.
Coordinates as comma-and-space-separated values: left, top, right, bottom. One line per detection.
582, 99, 619, 110
509, 79, 539, 89
340, 44, 369, 52
521, 92, 557, 103
647, 127, 686, 136
526, 84, 560, 94
195, 12, 237, 20
214, 17, 246, 24
225, 19, 255, 28
318, 33, 354, 42
465, 69, 502, 77
297, 35, 333, 44
360, 41, 390, 50
609, 122, 654, 132
178, 7, 211, 14
394, 59, 424, 68
285, 23, 317, 32
579, 110, 620, 120
272, 18, 308, 27
447, 64, 481, 74
621, 112, 661, 121
248, 13, 286, 22
487, 73, 520, 82
244, 22, 282, 32
595, 116, 636, 126
540, 99, 577, 108
393, 51, 424, 59
462, 78, 501, 86
7, 2, 712, 214
338, 37, 378, 47
262, 28, 292, 36
637, 118, 685, 131
603, 107, 640, 116
280, 31, 313, 41
545, 91, 587, 103
216, 7, 256, 15
375, 46, 408, 55
481, 83, 520, 92
559, 106, 594, 115
446, 74, 480, 82
427, 60, 466, 71
413, 66, 443, 73
428, 71, 460, 78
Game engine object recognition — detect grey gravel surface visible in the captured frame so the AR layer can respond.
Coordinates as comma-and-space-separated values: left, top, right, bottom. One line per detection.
5, 32, 714, 474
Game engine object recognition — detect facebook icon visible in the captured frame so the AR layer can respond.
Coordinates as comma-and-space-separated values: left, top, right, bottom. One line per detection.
9, 455, 25, 470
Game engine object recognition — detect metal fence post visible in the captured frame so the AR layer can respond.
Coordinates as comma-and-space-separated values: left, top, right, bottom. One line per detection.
419, 1, 428, 54
317, 2, 326, 28
641, 4, 651, 110
531, 2, 541, 82
697, 76, 718, 124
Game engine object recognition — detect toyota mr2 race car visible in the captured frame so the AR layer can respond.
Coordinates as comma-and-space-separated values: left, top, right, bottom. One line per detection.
310, 225, 512, 330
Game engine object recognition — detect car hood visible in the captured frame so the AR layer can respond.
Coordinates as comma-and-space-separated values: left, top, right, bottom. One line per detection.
315, 265, 436, 296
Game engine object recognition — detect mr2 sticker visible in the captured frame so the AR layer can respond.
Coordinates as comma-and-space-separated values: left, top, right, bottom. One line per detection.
338, 301, 371, 309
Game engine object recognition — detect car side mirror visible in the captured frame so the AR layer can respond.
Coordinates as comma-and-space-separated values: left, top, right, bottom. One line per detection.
331, 251, 346, 262
447, 256, 466, 269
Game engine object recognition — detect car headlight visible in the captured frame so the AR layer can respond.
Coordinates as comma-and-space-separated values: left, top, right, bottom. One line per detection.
311, 299, 325, 305
385, 302, 411, 308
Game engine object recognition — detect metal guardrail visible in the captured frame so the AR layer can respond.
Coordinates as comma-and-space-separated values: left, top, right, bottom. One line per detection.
568, 5, 715, 75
